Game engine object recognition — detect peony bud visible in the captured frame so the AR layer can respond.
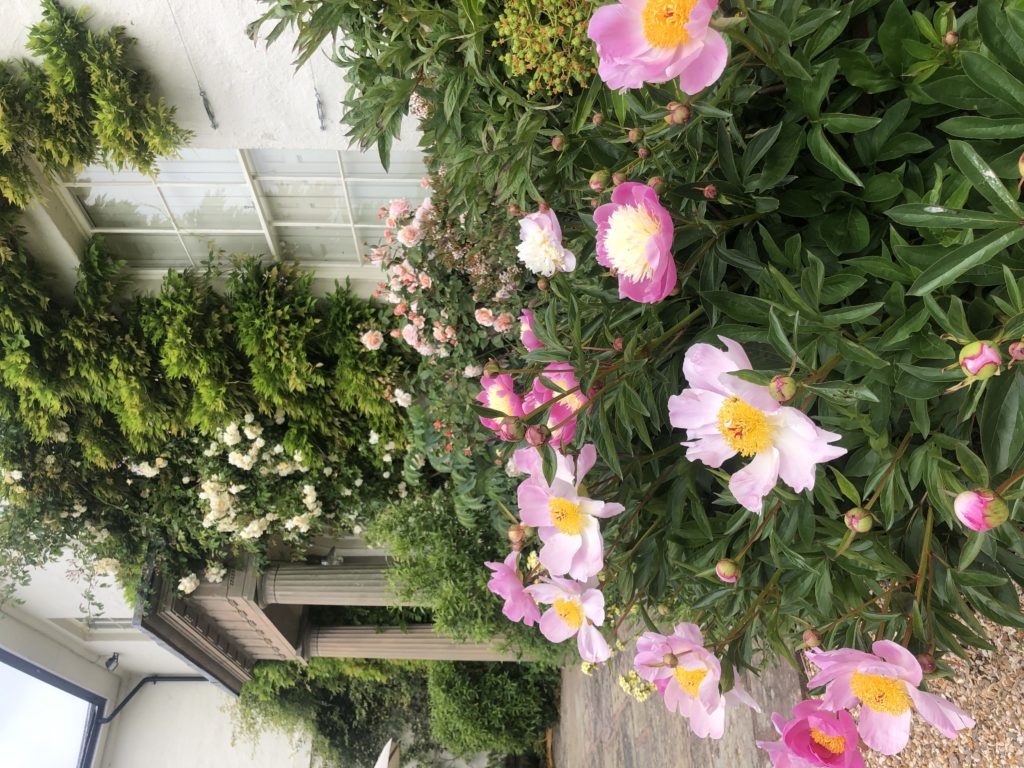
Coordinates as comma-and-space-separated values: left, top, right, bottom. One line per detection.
507, 203, 522, 217
591, 111, 604, 126
716, 558, 739, 583
954, 489, 1009, 531
500, 419, 526, 441
507, 524, 526, 545
958, 340, 1001, 380
844, 507, 873, 533
917, 652, 937, 674
637, 146, 650, 159
551, 135, 566, 151
525, 424, 550, 447
1009, 340, 1024, 367
802, 629, 821, 648
665, 105, 690, 125
612, 337, 624, 352
702, 184, 718, 200
769, 375, 797, 403
611, 171, 627, 186
627, 127, 644, 144
589, 170, 611, 192
536, 277, 549, 291
1018, 152, 1024, 191
647, 176, 666, 194
943, 30, 959, 47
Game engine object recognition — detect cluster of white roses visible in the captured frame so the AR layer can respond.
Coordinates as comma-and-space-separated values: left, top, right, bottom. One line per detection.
128, 457, 167, 478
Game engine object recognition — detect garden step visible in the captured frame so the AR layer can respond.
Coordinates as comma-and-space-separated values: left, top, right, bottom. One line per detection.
552, 648, 803, 768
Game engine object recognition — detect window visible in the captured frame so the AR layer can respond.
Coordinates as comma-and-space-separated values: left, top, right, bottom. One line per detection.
0, 647, 106, 768
61, 148, 427, 271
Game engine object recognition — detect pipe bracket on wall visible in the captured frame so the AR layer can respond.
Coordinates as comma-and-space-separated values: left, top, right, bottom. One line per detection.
200, 90, 218, 130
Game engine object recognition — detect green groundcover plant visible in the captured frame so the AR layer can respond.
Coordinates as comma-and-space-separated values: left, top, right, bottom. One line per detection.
260, 0, 1024, 761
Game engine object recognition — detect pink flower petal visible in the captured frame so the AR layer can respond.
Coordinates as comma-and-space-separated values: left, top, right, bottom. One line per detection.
772, 407, 846, 493
683, 428, 737, 468
872, 640, 923, 686
857, 707, 911, 755
683, 337, 752, 395
568, 525, 605, 580
539, 607, 578, 643
676, 28, 729, 95
577, 622, 611, 663
540, 531, 582, 576
729, 447, 781, 513
668, 388, 726, 430
908, 686, 975, 738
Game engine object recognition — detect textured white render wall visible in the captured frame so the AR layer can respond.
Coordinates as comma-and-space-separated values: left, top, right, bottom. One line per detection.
100, 679, 314, 768
0, 0, 421, 152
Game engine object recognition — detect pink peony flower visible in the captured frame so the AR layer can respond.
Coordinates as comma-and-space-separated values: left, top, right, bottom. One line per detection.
634, 622, 760, 738
360, 330, 384, 350
523, 363, 592, 448
485, 551, 541, 627
958, 340, 1001, 380
494, 313, 516, 333
388, 198, 410, 219
397, 224, 422, 247
517, 209, 576, 276
476, 374, 525, 440
756, 699, 864, 768
588, 0, 729, 94
807, 640, 975, 755
525, 576, 610, 662
516, 445, 624, 579
520, 309, 544, 351
595, 182, 677, 303
667, 337, 846, 513
475, 308, 495, 327
953, 489, 1009, 532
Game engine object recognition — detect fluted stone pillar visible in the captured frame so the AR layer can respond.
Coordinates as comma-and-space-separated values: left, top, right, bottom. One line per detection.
260, 563, 425, 607
304, 625, 518, 662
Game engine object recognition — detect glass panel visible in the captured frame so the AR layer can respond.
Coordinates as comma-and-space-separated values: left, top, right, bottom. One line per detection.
70, 185, 171, 228
160, 186, 260, 230
156, 149, 245, 183
341, 147, 426, 179
276, 226, 360, 263
250, 148, 339, 178
103, 234, 188, 268
260, 180, 349, 224
183, 234, 272, 261
73, 163, 149, 184
345, 180, 427, 226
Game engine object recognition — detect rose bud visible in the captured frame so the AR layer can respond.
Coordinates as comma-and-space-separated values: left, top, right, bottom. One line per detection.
769, 375, 797, 403
958, 340, 1001, 381
844, 507, 873, 533
954, 489, 1009, 532
716, 558, 739, 583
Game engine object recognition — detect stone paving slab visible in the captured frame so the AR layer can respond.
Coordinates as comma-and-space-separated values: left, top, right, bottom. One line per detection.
552, 648, 804, 768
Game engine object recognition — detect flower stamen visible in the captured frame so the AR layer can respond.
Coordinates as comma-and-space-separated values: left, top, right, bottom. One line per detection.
642, 0, 699, 48
810, 728, 846, 755
549, 497, 585, 535
554, 597, 584, 629
673, 666, 708, 697
716, 396, 772, 456
850, 671, 912, 715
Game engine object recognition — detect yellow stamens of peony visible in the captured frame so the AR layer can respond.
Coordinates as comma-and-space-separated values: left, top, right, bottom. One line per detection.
673, 667, 708, 697
549, 497, 585, 535
717, 396, 772, 457
642, 0, 699, 48
850, 672, 912, 715
554, 598, 584, 629
810, 728, 846, 755
603, 205, 661, 281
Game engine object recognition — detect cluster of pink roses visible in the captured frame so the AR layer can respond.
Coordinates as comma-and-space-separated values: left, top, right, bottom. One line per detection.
377, 196, 433, 251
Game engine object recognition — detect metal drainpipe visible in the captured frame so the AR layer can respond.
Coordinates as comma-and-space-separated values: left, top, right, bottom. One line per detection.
80, 675, 207, 766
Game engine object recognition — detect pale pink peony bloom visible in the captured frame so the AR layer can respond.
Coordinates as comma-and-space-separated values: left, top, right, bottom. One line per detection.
360, 330, 384, 350
494, 313, 516, 333
807, 640, 975, 756
634, 622, 760, 738
525, 576, 610, 663
397, 224, 422, 247
520, 308, 544, 351
485, 551, 541, 627
588, 0, 729, 94
756, 699, 864, 768
475, 307, 495, 327
595, 182, 677, 303
388, 198, 410, 219
517, 208, 576, 276
476, 374, 525, 440
516, 445, 624, 579
953, 489, 1009, 532
667, 337, 846, 513
523, 363, 592, 448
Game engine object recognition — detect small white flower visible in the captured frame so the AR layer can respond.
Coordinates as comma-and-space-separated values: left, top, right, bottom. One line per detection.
369, 431, 380, 445
323, 467, 333, 477
222, 423, 242, 446
244, 424, 263, 440
154, 457, 168, 469
93, 558, 120, 578
384, 441, 395, 451
182, 476, 192, 484
394, 388, 412, 408
274, 409, 285, 425
463, 365, 483, 380
382, 454, 392, 463
354, 478, 364, 488
382, 471, 391, 479
244, 413, 255, 424
205, 564, 227, 584
178, 573, 200, 595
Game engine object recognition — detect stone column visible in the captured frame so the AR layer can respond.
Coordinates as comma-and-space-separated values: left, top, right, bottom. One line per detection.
304, 625, 519, 662
260, 563, 425, 607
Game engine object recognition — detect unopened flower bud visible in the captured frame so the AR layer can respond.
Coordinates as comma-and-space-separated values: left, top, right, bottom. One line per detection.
627, 127, 644, 144
538, 201, 550, 212
537, 277, 549, 291
647, 176, 666, 194
702, 184, 718, 200
525, 424, 550, 447
917, 652, 937, 674
716, 558, 739, 583
591, 111, 604, 126
590, 197, 599, 209
666, 101, 682, 111
954, 489, 1009, 531
665, 105, 690, 125
637, 146, 650, 159
1010, 341, 1024, 368
844, 508, 873, 533
769, 375, 797, 403
551, 135, 566, 151
612, 337, 624, 352
612, 171, 628, 186
507, 203, 522, 217
1018, 152, 1024, 189
958, 340, 1001, 380
662, 652, 679, 668
589, 170, 611, 192
501, 419, 526, 441
802, 629, 821, 648
484, 359, 502, 375
943, 30, 959, 47
508, 524, 525, 545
